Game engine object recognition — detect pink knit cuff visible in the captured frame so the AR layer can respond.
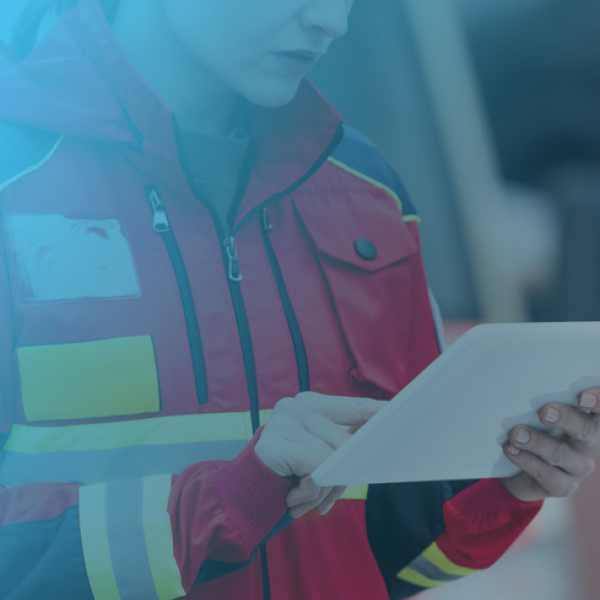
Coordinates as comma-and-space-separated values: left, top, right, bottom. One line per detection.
210, 427, 294, 548
450, 478, 544, 517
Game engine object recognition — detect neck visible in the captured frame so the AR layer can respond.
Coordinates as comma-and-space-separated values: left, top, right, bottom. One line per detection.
111, 0, 239, 136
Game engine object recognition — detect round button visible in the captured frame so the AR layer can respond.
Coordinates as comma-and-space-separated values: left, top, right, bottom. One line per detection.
354, 238, 377, 261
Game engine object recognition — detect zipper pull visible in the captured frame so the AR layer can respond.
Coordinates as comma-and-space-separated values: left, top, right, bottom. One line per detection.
145, 186, 171, 232
224, 236, 243, 282
261, 208, 273, 233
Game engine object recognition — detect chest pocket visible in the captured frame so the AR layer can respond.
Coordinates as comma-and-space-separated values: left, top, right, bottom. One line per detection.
3, 214, 140, 306
292, 186, 419, 396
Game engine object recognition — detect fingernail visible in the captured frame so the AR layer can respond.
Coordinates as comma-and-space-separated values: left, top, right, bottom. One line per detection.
581, 393, 598, 409
508, 445, 520, 456
516, 428, 530, 444
545, 407, 560, 423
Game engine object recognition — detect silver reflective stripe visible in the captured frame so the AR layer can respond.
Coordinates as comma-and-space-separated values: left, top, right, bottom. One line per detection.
0, 440, 247, 487
409, 554, 463, 583
106, 479, 160, 600
429, 288, 446, 352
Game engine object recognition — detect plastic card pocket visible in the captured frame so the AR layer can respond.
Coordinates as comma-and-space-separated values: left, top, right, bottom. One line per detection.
4, 214, 140, 306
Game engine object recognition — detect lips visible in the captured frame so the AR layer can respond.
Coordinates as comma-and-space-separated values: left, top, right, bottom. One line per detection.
274, 50, 323, 75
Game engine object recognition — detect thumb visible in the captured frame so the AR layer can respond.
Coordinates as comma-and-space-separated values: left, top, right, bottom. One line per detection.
286, 475, 322, 508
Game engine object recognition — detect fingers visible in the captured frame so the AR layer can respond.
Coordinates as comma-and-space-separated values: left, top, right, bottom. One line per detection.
286, 476, 346, 519
502, 442, 581, 499
506, 426, 595, 478
536, 402, 600, 444
274, 429, 339, 477
257, 392, 386, 478
315, 486, 346, 516
286, 476, 331, 519
302, 413, 352, 451
287, 476, 327, 509
501, 388, 600, 502
294, 392, 387, 427
578, 388, 600, 413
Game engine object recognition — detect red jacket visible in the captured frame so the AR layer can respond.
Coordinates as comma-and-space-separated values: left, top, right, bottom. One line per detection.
0, 1, 541, 599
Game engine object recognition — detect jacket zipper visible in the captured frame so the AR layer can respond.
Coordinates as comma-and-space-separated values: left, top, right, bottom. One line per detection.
260, 207, 310, 392
145, 185, 209, 405
224, 236, 243, 282
209, 214, 262, 431
170, 122, 343, 600
213, 124, 343, 600
217, 124, 344, 426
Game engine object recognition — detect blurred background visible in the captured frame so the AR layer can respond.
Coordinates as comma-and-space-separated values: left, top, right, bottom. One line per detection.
2, 0, 599, 598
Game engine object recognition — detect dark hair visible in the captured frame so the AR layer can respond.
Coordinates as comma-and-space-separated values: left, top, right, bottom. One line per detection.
10, 0, 121, 58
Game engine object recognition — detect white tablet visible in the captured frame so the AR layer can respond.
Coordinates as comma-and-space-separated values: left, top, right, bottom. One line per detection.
312, 322, 600, 486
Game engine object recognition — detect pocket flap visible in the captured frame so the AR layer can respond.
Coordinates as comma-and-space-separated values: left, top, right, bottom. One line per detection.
292, 186, 417, 271
290, 184, 424, 394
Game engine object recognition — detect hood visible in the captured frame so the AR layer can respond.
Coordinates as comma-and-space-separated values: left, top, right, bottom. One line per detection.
0, 3, 141, 145
0, 0, 342, 195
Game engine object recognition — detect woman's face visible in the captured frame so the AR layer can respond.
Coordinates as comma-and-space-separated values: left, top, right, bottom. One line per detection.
158, 0, 354, 107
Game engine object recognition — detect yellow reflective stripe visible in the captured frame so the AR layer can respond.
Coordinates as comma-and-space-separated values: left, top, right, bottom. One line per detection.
5, 411, 273, 454
143, 475, 186, 600
423, 542, 478, 577
80, 483, 121, 600
396, 567, 445, 589
327, 156, 422, 224
0, 134, 65, 194
340, 484, 369, 500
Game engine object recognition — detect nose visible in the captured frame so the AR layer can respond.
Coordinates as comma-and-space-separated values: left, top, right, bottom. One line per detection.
299, 0, 352, 39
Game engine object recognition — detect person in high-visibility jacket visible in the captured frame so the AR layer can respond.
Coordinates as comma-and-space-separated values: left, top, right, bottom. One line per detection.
1, 1, 599, 599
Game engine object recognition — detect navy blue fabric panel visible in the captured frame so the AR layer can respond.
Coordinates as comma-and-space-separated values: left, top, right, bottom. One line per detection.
195, 549, 258, 586
194, 512, 293, 586
0, 121, 61, 188
366, 480, 477, 600
0, 505, 94, 600
332, 124, 418, 218
393, 578, 433, 599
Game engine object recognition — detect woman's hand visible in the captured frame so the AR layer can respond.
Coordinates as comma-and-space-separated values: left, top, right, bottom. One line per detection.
254, 392, 386, 518
501, 388, 600, 502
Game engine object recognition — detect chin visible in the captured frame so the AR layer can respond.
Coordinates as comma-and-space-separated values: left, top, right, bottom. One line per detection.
242, 79, 302, 108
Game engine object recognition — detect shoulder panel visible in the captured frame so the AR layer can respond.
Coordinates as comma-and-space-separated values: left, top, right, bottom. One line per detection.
0, 122, 63, 194
331, 124, 419, 220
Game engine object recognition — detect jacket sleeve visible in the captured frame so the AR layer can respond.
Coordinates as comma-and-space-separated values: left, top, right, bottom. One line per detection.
366, 478, 542, 599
